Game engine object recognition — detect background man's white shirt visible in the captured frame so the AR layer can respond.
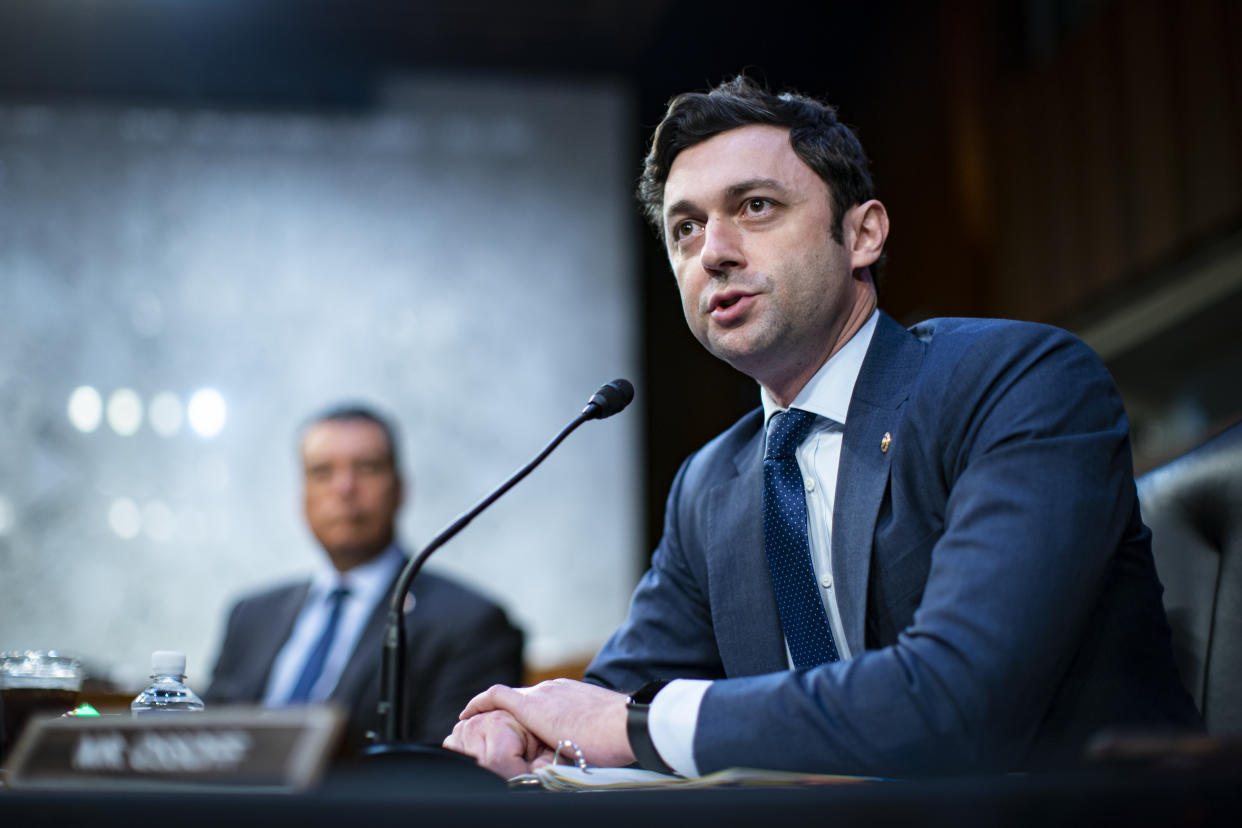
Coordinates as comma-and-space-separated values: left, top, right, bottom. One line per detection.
262, 544, 404, 705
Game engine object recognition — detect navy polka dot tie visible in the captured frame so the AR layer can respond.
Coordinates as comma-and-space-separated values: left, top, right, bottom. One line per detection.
763, 409, 839, 668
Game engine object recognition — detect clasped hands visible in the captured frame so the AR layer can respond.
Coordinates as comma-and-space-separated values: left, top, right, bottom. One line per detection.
442, 678, 635, 779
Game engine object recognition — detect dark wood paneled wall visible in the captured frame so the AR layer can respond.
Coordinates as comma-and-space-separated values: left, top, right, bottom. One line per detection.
956, 0, 1240, 323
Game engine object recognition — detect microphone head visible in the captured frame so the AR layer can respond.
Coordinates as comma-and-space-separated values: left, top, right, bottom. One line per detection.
583, 379, 635, 419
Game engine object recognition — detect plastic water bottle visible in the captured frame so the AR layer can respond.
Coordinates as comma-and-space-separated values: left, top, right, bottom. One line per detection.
131, 651, 205, 715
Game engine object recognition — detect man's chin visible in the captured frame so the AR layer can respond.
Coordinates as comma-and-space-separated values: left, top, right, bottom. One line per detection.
323, 540, 388, 571
705, 332, 774, 376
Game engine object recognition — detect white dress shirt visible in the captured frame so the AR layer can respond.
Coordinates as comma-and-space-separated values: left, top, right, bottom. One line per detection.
262, 543, 404, 705
649, 310, 879, 776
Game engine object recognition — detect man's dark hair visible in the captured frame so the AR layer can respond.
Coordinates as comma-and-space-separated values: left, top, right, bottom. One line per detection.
301, 402, 401, 471
638, 75, 877, 246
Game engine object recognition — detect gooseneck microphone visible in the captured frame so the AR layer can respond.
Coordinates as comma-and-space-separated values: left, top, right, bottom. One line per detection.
374, 379, 634, 745
582, 378, 635, 420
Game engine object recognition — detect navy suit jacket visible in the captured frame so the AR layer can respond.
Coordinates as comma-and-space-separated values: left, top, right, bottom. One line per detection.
207, 564, 523, 753
586, 312, 1200, 776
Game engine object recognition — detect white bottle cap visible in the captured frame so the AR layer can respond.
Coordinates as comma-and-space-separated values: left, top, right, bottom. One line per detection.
150, 650, 186, 676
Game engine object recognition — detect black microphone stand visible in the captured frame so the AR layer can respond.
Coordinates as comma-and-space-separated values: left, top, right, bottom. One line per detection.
360, 381, 633, 784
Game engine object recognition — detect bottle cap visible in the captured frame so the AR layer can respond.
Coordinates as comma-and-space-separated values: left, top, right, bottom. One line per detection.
150, 650, 186, 676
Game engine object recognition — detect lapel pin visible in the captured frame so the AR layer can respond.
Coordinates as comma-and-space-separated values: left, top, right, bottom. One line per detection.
880, 432, 892, 453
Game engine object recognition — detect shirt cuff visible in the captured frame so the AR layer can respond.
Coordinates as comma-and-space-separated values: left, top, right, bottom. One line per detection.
647, 678, 711, 777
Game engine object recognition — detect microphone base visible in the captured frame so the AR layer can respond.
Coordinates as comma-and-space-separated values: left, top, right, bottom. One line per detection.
342, 741, 509, 793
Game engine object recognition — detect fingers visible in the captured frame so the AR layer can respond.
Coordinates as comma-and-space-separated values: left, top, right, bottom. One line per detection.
455, 679, 634, 770
459, 683, 523, 720
443, 709, 547, 781
528, 744, 557, 772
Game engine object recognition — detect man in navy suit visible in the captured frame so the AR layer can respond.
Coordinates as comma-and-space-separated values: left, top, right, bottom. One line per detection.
207, 404, 523, 755
443, 77, 1199, 778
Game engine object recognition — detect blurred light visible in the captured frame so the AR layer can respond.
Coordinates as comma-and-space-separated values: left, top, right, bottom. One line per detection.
0, 494, 14, 537
108, 498, 142, 539
107, 388, 144, 436
67, 386, 103, 433
187, 388, 227, 437
149, 392, 183, 437
142, 500, 176, 542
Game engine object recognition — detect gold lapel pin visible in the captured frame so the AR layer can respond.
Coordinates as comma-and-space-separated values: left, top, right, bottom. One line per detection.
880, 432, 892, 453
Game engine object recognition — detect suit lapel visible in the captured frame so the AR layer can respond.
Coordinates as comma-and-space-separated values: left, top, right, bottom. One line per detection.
705, 419, 789, 677
242, 583, 309, 700
701, 314, 926, 670
330, 565, 407, 707
833, 312, 924, 655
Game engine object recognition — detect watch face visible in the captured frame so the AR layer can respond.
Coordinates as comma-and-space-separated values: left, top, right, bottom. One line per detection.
629, 679, 671, 705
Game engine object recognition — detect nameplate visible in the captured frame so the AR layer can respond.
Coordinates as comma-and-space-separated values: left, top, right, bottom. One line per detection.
3, 706, 344, 793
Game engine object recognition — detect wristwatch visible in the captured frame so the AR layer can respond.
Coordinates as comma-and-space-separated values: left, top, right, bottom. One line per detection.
625, 680, 674, 774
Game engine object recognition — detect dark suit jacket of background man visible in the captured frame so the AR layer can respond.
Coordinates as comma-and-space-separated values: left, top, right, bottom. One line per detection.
586, 311, 1201, 776
207, 565, 523, 752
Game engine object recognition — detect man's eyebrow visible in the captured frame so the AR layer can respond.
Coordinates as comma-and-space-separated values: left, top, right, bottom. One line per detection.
724, 177, 788, 199
663, 197, 698, 222
664, 178, 790, 222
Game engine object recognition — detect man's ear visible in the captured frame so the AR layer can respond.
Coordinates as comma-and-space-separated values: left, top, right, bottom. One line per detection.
846, 199, 889, 271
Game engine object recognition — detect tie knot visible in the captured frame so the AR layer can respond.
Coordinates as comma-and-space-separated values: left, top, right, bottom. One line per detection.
326, 586, 350, 605
765, 408, 817, 460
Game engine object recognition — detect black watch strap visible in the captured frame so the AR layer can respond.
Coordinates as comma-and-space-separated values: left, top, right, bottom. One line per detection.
626, 680, 674, 774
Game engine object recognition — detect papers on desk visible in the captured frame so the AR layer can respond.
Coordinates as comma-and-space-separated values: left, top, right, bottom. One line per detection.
514, 763, 878, 792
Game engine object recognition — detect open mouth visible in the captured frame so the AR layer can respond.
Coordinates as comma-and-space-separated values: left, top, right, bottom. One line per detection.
710, 291, 754, 316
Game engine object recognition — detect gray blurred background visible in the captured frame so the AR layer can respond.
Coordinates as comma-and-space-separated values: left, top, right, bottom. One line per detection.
0, 75, 640, 688
1, 0, 1240, 691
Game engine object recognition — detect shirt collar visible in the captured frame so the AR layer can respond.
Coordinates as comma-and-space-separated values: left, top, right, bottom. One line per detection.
760, 309, 879, 426
308, 542, 403, 603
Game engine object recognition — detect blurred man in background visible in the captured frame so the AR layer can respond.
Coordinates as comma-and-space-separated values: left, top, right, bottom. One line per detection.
207, 403, 523, 753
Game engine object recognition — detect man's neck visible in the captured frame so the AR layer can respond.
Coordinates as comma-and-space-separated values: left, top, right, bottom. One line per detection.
326, 541, 392, 574
760, 308, 879, 424
763, 285, 877, 408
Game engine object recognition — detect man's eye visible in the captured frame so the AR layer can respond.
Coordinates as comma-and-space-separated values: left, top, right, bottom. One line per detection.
673, 220, 696, 239
746, 198, 769, 213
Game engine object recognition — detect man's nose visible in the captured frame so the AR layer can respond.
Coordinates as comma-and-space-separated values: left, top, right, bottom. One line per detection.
331, 469, 358, 495
699, 218, 745, 274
